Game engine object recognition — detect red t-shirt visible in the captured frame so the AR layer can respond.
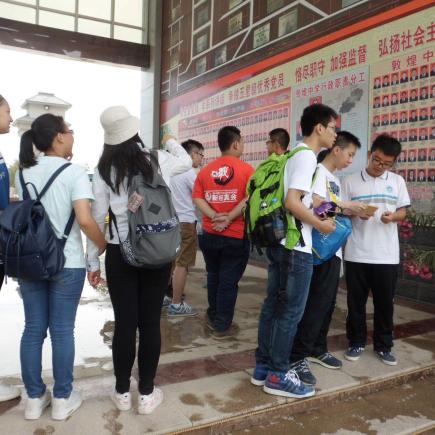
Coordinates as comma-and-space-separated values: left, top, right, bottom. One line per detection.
192, 155, 254, 239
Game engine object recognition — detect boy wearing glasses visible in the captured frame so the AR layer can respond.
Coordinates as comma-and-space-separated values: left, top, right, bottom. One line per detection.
167, 136, 205, 316
342, 134, 410, 366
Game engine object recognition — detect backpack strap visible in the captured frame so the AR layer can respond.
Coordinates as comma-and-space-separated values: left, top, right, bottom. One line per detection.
19, 169, 38, 200
37, 163, 72, 201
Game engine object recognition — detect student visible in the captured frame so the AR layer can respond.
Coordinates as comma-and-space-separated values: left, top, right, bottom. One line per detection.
251, 104, 336, 398
342, 134, 410, 366
289, 131, 366, 385
16, 114, 106, 420
168, 137, 204, 316
86, 106, 192, 415
0, 95, 21, 403
193, 126, 254, 337
266, 128, 290, 156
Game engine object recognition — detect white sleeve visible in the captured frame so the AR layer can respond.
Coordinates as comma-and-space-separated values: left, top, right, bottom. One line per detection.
284, 150, 317, 194
396, 175, 411, 209
158, 138, 192, 185
311, 165, 327, 200
86, 169, 110, 272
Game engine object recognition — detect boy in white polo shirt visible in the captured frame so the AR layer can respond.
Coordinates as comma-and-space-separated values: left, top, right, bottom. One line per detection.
342, 134, 410, 366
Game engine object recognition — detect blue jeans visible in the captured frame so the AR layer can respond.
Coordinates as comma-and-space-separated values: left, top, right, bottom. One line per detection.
255, 245, 313, 373
20, 268, 85, 398
199, 231, 250, 332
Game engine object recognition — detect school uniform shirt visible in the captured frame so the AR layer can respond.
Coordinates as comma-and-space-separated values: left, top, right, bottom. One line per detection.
86, 138, 192, 272
0, 152, 9, 211
192, 155, 254, 239
341, 169, 410, 265
15, 156, 94, 268
170, 168, 197, 223
311, 163, 343, 259
280, 143, 317, 254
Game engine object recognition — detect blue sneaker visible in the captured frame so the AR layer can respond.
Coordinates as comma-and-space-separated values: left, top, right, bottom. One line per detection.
168, 302, 198, 317
344, 346, 365, 361
290, 359, 317, 386
263, 370, 315, 398
376, 350, 397, 366
250, 364, 269, 386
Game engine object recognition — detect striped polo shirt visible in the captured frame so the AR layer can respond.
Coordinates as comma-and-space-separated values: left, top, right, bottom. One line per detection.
341, 169, 410, 265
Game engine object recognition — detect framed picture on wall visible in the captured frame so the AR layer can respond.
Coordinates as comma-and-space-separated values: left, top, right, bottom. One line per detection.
229, 0, 243, 9
253, 23, 270, 48
214, 45, 227, 66
196, 33, 209, 54
278, 10, 297, 37
267, 0, 284, 14
228, 12, 243, 35
196, 56, 207, 74
195, 4, 209, 28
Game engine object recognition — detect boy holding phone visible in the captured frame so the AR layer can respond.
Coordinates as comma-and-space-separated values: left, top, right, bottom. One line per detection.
341, 134, 410, 366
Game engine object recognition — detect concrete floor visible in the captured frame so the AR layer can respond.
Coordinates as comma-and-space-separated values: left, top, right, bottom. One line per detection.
0, 254, 434, 434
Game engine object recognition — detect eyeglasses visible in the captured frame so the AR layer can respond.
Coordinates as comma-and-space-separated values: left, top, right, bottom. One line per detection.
194, 151, 204, 157
371, 155, 395, 168
63, 129, 74, 135
326, 124, 337, 133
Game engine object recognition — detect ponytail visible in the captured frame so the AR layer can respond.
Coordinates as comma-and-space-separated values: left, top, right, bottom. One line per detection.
19, 130, 37, 168
19, 114, 66, 168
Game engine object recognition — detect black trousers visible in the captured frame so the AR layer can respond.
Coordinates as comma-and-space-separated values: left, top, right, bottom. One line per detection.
0, 263, 4, 290
291, 255, 341, 362
105, 244, 171, 395
345, 261, 398, 352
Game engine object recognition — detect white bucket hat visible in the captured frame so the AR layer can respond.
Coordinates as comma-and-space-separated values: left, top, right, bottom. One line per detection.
100, 105, 140, 145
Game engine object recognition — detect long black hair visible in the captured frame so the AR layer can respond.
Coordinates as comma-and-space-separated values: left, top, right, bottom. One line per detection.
19, 113, 66, 168
97, 133, 153, 194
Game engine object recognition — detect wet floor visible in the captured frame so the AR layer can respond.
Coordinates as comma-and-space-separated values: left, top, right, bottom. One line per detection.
232, 374, 435, 435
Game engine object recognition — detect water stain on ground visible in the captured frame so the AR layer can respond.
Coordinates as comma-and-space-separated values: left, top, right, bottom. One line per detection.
33, 426, 55, 435
189, 413, 203, 422
103, 409, 123, 435
0, 396, 21, 416
161, 316, 208, 353
179, 393, 204, 406
403, 335, 435, 358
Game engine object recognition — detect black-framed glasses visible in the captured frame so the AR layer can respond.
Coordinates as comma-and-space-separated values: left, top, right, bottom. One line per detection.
371, 155, 395, 168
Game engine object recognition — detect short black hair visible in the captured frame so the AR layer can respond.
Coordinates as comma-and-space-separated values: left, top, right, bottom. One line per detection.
217, 126, 241, 152
317, 130, 361, 163
181, 139, 204, 154
371, 133, 401, 158
269, 128, 290, 150
300, 104, 338, 137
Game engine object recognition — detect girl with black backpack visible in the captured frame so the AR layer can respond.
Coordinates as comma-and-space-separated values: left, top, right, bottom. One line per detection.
16, 114, 106, 421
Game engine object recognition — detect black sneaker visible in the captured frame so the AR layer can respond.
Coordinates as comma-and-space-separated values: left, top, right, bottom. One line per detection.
307, 352, 342, 369
290, 359, 317, 386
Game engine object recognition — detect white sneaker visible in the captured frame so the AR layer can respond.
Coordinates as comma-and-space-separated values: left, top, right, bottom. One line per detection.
0, 382, 21, 402
51, 390, 82, 421
111, 391, 131, 411
138, 388, 163, 415
25, 390, 51, 420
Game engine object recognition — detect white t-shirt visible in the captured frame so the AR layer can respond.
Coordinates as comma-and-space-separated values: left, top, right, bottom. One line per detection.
170, 168, 197, 223
311, 163, 343, 259
341, 169, 410, 264
15, 156, 94, 268
281, 143, 317, 254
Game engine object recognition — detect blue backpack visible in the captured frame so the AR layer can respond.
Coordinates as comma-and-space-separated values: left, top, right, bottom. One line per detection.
0, 163, 75, 281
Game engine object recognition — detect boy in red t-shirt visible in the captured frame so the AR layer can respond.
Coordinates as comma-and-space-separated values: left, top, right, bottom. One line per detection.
193, 126, 254, 336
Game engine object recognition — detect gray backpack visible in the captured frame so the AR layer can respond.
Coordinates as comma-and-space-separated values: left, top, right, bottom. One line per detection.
109, 151, 181, 268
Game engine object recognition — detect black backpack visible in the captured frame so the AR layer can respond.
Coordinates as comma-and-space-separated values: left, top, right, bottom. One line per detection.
0, 163, 75, 281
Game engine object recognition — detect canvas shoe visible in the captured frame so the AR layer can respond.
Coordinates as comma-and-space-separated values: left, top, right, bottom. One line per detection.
376, 350, 397, 366
344, 346, 365, 361
138, 388, 163, 415
263, 370, 315, 398
290, 359, 317, 386
0, 383, 20, 402
250, 364, 269, 386
51, 390, 82, 421
24, 390, 51, 420
111, 391, 132, 411
162, 295, 172, 308
168, 302, 198, 317
307, 352, 342, 369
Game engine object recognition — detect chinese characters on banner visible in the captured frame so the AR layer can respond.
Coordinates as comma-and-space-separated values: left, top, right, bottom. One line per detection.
178, 75, 290, 167
292, 66, 369, 175
370, 44, 435, 202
